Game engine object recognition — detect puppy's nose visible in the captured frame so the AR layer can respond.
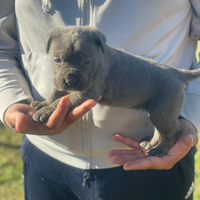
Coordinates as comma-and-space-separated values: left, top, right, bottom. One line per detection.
65, 75, 77, 87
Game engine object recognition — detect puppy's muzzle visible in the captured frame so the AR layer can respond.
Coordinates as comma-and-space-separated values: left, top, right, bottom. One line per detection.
65, 74, 78, 87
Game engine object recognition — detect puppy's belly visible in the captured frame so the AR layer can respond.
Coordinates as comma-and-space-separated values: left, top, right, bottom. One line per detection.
99, 96, 150, 110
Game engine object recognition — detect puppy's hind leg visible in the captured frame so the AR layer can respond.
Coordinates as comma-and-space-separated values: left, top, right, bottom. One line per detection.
146, 94, 183, 157
140, 128, 161, 150
148, 116, 180, 157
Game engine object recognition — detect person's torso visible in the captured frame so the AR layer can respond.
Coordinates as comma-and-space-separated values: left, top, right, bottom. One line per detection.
15, 0, 197, 169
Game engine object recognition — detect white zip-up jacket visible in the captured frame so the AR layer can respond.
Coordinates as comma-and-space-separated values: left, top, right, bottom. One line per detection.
0, 0, 200, 169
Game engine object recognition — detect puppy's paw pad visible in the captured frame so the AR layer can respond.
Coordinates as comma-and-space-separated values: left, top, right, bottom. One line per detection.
32, 112, 42, 123
32, 107, 54, 123
39, 111, 53, 123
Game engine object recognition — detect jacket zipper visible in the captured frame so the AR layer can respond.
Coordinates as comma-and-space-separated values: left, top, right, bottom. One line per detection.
81, 112, 92, 169
81, 0, 94, 26
82, 171, 90, 186
80, 0, 94, 170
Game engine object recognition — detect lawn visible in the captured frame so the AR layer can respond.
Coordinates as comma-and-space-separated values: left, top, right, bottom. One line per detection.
0, 42, 200, 200
194, 40, 200, 200
0, 123, 24, 200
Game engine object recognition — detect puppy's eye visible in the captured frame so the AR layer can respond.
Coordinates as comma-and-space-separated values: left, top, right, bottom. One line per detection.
54, 58, 61, 63
83, 59, 91, 65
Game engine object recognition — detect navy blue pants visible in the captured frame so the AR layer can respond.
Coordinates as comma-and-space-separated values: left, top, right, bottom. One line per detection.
21, 136, 196, 200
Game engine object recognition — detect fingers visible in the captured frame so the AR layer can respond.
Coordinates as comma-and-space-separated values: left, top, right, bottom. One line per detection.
108, 134, 148, 167
46, 96, 70, 128
108, 148, 147, 166
108, 134, 193, 170
123, 156, 169, 170
107, 120, 199, 171
111, 134, 141, 149
107, 149, 143, 158
107, 147, 171, 170
111, 154, 144, 165
108, 149, 176, 170
64, 99, 96, 126
117, 132, 196, 171
46, 98, 97, 129
109, 152, 146, 166
19, 98, 96, 135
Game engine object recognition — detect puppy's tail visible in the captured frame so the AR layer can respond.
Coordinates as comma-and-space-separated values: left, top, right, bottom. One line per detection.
177, 68, 200, 83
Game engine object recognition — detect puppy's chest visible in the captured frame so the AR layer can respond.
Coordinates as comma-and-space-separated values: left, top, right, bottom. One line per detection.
100, 88, 127, 107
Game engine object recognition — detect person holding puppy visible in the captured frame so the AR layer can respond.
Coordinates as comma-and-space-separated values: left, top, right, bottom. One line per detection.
0, 1, 199, 200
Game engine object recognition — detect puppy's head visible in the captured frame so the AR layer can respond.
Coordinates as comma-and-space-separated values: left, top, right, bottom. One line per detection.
45, 26, 106, 92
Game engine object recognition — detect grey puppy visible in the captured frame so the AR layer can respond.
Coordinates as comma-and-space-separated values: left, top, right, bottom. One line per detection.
31, 26, 200, 157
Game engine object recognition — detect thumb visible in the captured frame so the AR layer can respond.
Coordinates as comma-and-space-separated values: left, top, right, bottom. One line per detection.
15, 112, 31, 133
183, 134, 198, 148
174, 131, 198, 154
4, 103, 35, 133
178, 119, 198, 148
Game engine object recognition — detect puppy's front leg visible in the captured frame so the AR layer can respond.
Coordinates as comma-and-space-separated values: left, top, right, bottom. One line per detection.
31, 87, 67, 123
31, 87, 67, 110
32, 89, 100, 123
67, 91, 100, 113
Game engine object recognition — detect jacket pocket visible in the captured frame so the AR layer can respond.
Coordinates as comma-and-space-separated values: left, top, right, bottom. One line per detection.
25, 52, 53, 101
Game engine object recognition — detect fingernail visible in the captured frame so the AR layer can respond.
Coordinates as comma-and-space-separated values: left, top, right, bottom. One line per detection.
88, 101, 96, 109
98, 96, 102, 101
184, 135, 193, 147
114, 134, 122, 137
190, 135, 194, 146
188, 135, 194, 146
107, 153, 111, 158
62, 97, 69, 106
123, 165, 131, 171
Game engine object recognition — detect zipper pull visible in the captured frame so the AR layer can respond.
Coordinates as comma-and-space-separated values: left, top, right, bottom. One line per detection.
82, 172, 90, 187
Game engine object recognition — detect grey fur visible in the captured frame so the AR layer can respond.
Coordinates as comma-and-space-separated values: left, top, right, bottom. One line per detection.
31, 26, 200, 157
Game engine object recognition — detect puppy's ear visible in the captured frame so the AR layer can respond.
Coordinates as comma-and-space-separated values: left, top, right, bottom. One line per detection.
91, 28, 106, 53
45, 27, 63, 53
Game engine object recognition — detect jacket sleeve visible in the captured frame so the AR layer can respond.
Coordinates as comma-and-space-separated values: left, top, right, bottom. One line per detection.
189, 0, 200, 40
181, 62, 200, 133
180, 2, 200, 133
0, 1, 33, 123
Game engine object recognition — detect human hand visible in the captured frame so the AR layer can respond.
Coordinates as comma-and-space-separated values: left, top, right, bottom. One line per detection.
107, 119, 198, 170
4, 96, 96, 135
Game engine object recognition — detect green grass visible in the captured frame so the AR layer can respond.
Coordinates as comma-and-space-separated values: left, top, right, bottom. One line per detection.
0, 42, 200, 200
196, 41, 200, 63
195, 146, 200, 200
0, 123, 24, 200
194, 41, 200, 200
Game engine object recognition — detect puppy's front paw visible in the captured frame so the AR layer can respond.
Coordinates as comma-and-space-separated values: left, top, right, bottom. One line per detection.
32, 106, 55, 123
31, 101, 49, 110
